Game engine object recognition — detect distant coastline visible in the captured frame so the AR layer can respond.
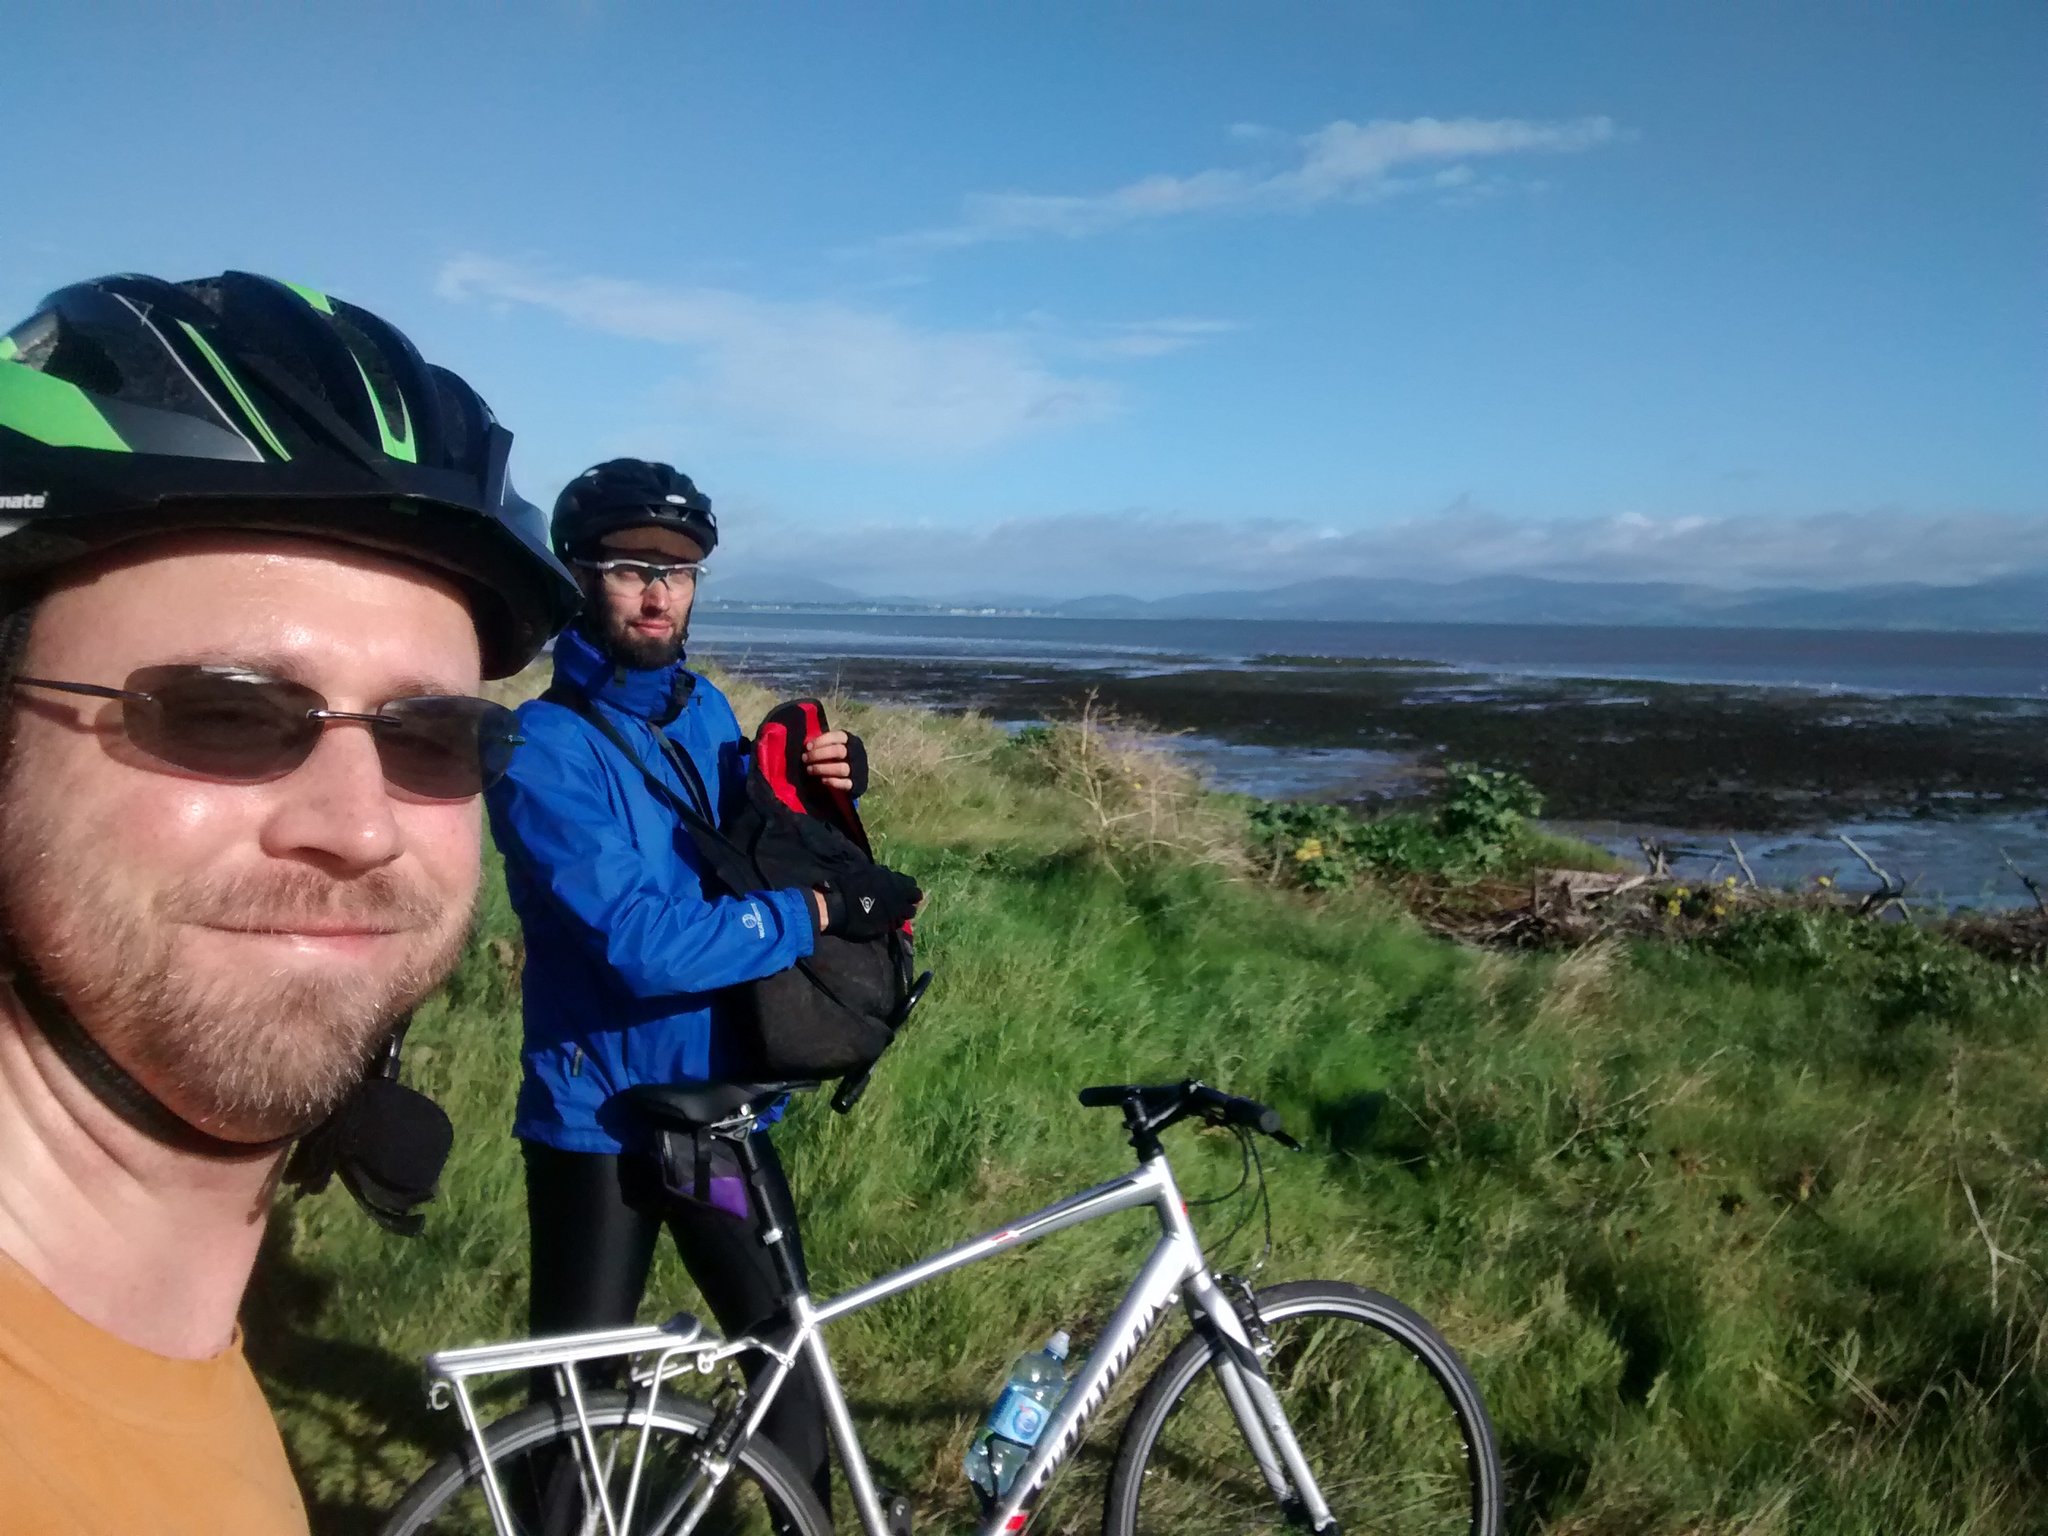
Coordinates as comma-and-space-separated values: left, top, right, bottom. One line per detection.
700, 568, 2048, 634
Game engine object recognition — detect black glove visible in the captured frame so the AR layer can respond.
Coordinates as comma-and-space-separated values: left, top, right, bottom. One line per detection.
821, 862, 922, 941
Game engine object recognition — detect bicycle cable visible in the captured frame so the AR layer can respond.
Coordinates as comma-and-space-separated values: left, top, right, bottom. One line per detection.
1185, 1121, 1254, 1210
1189, 1123, 1278, 1277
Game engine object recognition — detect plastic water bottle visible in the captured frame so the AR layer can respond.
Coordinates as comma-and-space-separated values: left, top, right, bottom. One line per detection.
963, 1332, 1072, 1501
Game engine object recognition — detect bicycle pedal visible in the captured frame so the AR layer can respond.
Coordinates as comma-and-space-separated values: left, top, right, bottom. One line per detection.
879, 1486, 914, 1535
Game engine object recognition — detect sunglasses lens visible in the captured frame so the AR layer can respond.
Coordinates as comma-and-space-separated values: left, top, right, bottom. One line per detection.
124, 667, 322, 780
373, 696, 521, 799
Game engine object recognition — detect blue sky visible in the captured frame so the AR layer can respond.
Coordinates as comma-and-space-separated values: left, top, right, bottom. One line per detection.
5, 3, 2042, 598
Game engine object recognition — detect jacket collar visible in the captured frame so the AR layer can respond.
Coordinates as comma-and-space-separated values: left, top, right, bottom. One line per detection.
552, 623, 693, 724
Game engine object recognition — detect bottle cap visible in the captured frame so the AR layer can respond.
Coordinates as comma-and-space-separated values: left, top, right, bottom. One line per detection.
1046, 1330, 1071, 1360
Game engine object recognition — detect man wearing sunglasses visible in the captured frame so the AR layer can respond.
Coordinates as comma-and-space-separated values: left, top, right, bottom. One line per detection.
485, 458, 921, 1513
0, 272, 579, 1534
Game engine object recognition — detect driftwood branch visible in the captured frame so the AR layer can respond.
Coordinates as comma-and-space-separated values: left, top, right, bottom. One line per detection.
1728, 838, 1760, 888
1837, 834, 1912, 919
1998, 848, 2048, 916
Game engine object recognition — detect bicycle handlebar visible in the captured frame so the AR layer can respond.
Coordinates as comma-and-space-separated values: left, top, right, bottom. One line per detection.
1078, 1080, 1297, 1148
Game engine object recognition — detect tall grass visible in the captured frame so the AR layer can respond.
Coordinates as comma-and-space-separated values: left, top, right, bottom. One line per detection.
254, 677, 2048, 1534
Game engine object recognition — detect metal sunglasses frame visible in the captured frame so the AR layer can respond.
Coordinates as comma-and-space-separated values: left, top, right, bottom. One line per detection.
420, 1107, 1335, 1536
11, 671, 522, 793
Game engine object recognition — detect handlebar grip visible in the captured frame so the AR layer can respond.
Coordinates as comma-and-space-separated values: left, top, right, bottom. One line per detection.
1240, 1100, 1285, 1137
1191, 1084, 1284, 1137
831, 1070, 874, 1115
1078, 1084, 1138, 1108
834, 971, 936, 1118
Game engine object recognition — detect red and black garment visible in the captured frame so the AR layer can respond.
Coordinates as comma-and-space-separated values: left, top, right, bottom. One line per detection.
725, 699, 915, 1076
749, 701, 912, 938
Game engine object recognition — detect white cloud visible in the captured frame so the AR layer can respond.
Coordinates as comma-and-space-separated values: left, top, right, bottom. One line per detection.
436, 255, 1120, 458
1071, 318, 1243, 359
883, 115, 1620, 251
713, 502, 2048, 601
1275, 116, 1616, 204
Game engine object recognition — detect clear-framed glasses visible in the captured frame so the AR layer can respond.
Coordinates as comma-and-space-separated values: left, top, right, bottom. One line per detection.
573, 557, 706, 595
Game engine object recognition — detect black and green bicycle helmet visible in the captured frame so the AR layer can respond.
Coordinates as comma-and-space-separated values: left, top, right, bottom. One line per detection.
0, 270, 579, 676
0, 272, 580, 1192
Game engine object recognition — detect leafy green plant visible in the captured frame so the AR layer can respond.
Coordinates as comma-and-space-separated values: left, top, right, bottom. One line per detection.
1433, 762, 1544, 871
1251, 764, 1548, 890
1247, 800, 1371, 890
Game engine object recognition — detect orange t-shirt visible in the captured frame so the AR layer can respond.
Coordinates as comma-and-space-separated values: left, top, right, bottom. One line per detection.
0, 1250, 308, 1535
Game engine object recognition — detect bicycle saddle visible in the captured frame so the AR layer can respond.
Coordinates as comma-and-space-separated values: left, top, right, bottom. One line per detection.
617, 1080, 818, 1134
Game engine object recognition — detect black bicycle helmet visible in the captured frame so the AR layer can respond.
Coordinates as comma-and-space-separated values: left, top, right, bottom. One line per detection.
552, 458, 718, 561
0, 271, 580, 677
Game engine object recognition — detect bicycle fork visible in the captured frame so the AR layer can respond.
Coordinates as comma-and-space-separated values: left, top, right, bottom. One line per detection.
1185, 1266, 1341, 1534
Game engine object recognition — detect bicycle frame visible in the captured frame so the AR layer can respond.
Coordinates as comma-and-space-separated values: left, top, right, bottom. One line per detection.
423, 1145, 1334, 1536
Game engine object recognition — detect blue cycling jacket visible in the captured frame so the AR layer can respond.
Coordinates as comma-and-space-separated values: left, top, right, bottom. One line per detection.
485, 625, 819, 1153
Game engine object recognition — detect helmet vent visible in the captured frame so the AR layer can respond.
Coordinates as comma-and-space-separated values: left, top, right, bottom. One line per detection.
39, 319, 124, 397
329, 308, 410, 446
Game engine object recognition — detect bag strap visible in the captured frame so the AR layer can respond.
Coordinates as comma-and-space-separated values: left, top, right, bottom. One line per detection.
654, 732, 718, 826
540, 681, 760, 899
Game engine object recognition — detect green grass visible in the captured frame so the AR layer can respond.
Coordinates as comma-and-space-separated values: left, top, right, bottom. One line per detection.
254, 683, 2048, 1535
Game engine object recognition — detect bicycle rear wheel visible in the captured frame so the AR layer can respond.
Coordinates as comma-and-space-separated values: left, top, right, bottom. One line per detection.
1103, 1279, 1502, 1536
379, 1388, 831, 1536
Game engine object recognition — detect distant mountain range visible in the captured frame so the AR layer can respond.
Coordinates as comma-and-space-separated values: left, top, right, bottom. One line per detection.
703, 572, 2048, 633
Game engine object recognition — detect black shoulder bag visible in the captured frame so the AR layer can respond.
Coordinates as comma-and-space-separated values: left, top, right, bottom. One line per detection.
542, 686, 913, 1079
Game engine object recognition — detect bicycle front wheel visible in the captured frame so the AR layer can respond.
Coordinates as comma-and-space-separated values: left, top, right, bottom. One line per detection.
1103, 1279, 1503, 1536
379, 1387, 831, 1536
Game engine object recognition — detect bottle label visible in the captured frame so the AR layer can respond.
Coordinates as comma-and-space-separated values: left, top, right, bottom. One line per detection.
989, 1384, 1050, 1446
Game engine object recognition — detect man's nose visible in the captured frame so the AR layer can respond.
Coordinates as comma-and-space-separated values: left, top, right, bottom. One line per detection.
258, 723, 403, 874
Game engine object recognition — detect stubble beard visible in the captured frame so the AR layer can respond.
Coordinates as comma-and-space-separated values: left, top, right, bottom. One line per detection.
0, 771, 474, 1142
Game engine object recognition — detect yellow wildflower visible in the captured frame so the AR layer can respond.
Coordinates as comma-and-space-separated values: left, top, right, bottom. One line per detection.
1294, 838, 1325, 863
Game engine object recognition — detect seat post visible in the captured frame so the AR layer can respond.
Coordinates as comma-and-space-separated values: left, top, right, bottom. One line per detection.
732, 1129, 809, 1300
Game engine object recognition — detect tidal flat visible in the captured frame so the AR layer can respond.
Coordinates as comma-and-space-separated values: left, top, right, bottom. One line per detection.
705, 648, 2048, 832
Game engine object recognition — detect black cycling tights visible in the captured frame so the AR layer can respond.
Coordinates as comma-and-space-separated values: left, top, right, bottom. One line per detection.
522, 1137, 830, 1512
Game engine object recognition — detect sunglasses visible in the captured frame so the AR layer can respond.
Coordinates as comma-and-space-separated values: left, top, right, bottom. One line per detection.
573, 556, 705, 594
14, 665, 523, 800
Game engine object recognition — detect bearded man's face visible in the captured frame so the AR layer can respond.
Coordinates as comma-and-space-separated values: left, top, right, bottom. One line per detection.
583, 527, 704, 671
0, 533, 486, 1143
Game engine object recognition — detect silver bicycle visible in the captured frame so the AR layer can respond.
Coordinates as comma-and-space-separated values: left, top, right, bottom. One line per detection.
382, 1077, 1503, 1536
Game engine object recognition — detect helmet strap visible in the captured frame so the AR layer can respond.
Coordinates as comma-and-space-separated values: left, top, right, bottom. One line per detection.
2, 949, 296, 1159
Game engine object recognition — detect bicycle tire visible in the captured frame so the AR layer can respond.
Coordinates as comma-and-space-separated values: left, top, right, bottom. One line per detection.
378, 1387, 832, 1536
1102, 1279, 1503, 1536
